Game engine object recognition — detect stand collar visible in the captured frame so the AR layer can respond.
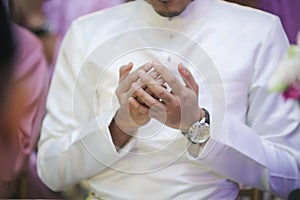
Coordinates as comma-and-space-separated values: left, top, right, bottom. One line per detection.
136, 0, 215, 29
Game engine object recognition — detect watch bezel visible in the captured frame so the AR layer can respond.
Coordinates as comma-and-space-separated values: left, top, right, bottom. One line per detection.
182, 109, 210, 144
187, 118, 210, 144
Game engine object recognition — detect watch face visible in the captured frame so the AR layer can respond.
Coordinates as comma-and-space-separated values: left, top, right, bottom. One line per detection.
188, 121, 210, 144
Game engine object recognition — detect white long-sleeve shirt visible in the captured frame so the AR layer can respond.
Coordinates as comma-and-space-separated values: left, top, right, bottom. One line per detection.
37, 0, 300, 199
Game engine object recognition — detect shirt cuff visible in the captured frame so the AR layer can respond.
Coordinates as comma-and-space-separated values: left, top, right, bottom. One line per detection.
186, 141, 209, 160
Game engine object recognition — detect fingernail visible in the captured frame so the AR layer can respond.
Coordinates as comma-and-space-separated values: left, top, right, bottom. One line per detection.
128, 62, 133, 67
179, 64, 187, 74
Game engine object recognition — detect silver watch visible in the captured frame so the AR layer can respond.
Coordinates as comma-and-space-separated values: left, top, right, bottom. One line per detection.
182, 109, 210, 144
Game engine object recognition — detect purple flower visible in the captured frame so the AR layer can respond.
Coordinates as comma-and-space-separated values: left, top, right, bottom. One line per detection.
283, 80, 300, 100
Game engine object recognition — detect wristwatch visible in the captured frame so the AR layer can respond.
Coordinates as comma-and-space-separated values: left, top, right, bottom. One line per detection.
182, 108, 210, 144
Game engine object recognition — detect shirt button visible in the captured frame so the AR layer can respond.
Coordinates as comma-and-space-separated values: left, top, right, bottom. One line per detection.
169, 34, 173, 39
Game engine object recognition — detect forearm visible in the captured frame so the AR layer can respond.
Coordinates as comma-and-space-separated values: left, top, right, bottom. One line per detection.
109, 118, 133, 149
188, 115, 300, 198
38, 116, 136, 191
109, 100, 147, 149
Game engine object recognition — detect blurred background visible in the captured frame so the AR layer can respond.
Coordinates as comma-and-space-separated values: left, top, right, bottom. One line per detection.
0, 0, 299, 199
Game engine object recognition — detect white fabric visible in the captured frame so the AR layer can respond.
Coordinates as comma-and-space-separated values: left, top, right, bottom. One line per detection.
37, 0, 300, 199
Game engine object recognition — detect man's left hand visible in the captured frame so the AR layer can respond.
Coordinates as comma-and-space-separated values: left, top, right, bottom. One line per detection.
136, 62, 203, 131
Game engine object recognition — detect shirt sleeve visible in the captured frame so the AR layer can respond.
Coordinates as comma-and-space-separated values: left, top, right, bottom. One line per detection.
37, 21, 136, 192
187, 17, 300, 198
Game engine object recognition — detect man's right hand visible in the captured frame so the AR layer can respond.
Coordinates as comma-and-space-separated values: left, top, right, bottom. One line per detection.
110, 62, 153, 148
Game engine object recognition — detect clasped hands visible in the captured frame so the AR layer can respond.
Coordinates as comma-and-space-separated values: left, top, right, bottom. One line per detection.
111, 61, 205, 148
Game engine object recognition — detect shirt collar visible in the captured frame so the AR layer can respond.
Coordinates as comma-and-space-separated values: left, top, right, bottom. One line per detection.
136, 0, 215, 30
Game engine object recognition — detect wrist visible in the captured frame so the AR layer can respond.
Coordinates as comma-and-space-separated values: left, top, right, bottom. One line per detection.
181, 108, 210, 144
182, 107, 205, 132
109, 118, 133, 149
114, 109, 139, 134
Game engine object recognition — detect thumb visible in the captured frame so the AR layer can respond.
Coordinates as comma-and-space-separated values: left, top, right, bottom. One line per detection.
119, 62, 133, 83
178, 63, 199, 94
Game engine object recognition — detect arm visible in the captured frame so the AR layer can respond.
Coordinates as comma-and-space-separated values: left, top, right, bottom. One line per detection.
110, 62, 154, 148
187, 18, 300, 198
37, 23, 136, 191
13, 25, 50, 173
0, 25, 49, 185
37, 22, 155, 191
111, 61, 172, 148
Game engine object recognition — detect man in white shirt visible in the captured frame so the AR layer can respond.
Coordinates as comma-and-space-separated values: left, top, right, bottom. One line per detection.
37, 0, 300, 199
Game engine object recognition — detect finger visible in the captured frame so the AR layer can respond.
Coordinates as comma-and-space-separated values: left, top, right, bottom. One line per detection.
148, 104, 167, 122
128, 97, 149, 115
139, 68, 163, 89
144, 86, 166, 101
138, 70, 175, 104
148, 69, 160, 80
118, 62, 153, 93
152, 61, 184, 94
119, 62, 133, 83
178, 63, 199, 94
132, 82, 163, 108
136, 96, 145, 105
141, 70, 165, 94
156, 77, 165, 86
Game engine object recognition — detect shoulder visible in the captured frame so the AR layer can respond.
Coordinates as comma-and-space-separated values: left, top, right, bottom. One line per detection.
72, 1, 135, 31
212, 0, 281, 33
63, 1, 136, 53
13, 24, 43, 53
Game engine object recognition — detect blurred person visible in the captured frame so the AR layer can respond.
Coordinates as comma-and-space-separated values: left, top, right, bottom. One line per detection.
9, 0, 57, 66
0, 1, 60, 198
38, 0, 300, 199
9, 0, 126, 76
43, 0, 126, 42
0, 0, 15, 109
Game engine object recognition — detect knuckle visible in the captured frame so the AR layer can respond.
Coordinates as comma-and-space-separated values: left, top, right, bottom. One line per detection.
157, 90, 165, 97
138, 91, 146, 99
131, 83, 140, 93
148, 99, 158, 107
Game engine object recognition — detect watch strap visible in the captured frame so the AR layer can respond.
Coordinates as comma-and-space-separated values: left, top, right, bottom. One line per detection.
202, 108, 210, 124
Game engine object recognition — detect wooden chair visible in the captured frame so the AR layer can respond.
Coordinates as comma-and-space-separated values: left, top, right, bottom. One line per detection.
238, 188, 263, 200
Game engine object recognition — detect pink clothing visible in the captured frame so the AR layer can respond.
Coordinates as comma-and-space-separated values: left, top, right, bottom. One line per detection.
0, 25, 53, 198
43, 0, 125, 39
